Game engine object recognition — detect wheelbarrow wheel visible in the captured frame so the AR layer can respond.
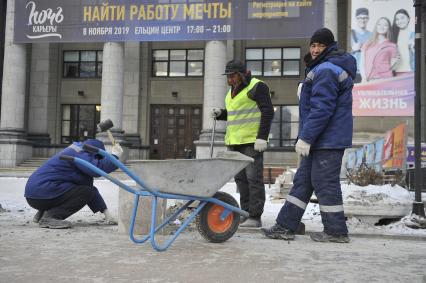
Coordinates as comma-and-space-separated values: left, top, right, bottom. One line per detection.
196, 191, 240, 243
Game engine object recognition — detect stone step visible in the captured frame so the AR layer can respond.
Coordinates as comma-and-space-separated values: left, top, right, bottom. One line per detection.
18, 158, 49, 167
18, 163, 46, 167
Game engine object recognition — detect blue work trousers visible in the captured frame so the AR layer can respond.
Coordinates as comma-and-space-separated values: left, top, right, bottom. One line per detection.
26, 185, 107, 220
276, 149, 348, 235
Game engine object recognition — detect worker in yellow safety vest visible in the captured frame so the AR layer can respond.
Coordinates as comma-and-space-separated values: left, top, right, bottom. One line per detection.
211, 59, 274, 228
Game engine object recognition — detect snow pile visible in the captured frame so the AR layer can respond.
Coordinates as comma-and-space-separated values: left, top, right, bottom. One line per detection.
342, 184, 412, 222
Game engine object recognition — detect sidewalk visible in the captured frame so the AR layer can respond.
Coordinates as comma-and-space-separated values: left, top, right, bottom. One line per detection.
1, 177, 426, 282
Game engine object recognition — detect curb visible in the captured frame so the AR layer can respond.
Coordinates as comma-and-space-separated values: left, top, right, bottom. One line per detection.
237, 227, 426, 241
347, 232, 426, 241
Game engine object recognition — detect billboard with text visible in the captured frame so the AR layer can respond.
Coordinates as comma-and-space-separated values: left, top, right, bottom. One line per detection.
350, 0, 414, 116
14, 0, 324, 43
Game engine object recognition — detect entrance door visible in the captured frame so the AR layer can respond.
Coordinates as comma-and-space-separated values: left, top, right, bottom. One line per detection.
150, 105, 202, 159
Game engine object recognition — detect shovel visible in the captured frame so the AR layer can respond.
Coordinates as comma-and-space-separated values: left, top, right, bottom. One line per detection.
210, 118, 216, 158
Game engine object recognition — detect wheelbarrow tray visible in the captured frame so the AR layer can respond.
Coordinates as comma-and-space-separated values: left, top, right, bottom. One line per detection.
127, 151, 253, 197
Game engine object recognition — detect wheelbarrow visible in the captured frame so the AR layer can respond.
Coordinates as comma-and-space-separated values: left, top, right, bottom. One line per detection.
60, 145, 252, 251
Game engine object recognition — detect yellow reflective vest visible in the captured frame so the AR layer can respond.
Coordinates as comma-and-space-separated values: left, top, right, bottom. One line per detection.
225, 78, 266, 145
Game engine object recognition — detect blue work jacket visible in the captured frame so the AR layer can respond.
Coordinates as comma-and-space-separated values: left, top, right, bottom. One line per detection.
25, 139, 117, 200
299, 43, 357, 149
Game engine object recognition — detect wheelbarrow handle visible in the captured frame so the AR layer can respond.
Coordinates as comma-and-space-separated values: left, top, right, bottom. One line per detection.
59, 155, 74, 161
83, 143, 100, 154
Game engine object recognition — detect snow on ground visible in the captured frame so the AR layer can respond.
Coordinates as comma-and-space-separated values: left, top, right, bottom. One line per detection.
1, 177, 426, 237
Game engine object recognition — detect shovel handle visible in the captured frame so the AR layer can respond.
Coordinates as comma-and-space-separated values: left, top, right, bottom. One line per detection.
107, 130, 116, 146
210, 118, 216, 158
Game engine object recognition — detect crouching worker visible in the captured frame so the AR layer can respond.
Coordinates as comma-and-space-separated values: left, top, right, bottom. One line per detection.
24, 139, 123, 229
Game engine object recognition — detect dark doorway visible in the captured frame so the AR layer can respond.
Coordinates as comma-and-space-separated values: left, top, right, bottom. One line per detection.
150, 105, 202, 159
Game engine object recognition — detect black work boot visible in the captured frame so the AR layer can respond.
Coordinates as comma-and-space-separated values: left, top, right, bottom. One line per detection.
240, 217, 262, 228
239, 215, 248, 224
39, 212, 72, 229
32, 210, 44, 223
260, 223, 295, 240
310, 231, 350, 243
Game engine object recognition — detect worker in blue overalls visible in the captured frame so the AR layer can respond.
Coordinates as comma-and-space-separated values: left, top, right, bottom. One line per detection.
25, 139, 123, 229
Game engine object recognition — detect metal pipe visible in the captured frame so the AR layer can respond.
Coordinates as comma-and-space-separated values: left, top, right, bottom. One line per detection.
412, 0, 425, 217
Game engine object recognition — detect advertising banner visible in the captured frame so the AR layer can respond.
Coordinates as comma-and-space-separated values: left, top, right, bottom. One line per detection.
345, 138, 384, 172
382, 123, 407, 169
14, 0, 324, 43
373, 138, 384, 171
406, 145, 426, 167
350, 0, 415, 116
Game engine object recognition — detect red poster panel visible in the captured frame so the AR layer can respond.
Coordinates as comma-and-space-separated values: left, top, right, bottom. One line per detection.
382, 123, 407, 169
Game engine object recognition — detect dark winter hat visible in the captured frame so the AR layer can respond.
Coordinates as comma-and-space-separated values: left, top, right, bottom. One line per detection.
83, 139, 105, 151
356, 7, 369, 17
222, 59, 247, 75
310, 28, 335, 46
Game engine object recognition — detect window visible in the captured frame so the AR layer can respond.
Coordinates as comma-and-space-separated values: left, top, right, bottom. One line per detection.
269, 105, 299, 148
61, 104, 101, 144
152, 49, 204, 77
63, 51, 103, 78
246, 47, 301, 77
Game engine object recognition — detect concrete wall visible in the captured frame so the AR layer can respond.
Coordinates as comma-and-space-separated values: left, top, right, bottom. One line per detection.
354, 117, 414, 145
150, 79, 203, 105
148, 40, 205, 106
52, 43, 104, 144
0, 143, 32, 167
243, 38, 306, 107
139, 41, 205, 147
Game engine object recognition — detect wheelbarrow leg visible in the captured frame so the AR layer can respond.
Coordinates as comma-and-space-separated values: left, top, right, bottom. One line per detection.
129, 194, 150, 244
129, 193, 209, 251
150, 199, 208, 252
130, 194, 196, 244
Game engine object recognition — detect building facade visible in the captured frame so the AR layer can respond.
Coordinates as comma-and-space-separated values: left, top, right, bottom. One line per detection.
0, 0, 425, 167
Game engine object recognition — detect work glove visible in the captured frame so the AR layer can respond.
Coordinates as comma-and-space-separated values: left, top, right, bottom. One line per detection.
211, 108, 222, 118
102, 208, 117, 225
295, 139, 311, 157
297, 82, 303, 100
254, 139, 268, 152
111, 143, 123, 158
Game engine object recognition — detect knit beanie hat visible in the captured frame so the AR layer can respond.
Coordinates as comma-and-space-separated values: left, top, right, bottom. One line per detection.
223, 59, 247, 75
310, 28, 335, 46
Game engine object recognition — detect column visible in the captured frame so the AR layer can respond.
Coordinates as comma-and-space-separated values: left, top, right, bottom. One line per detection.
27, 43, 52, 146
422, 5, 426, 142
324, 0, 338, 40
122, 42, 141, 150
98, 42, 127, 156
0, 0, 32, 167
194, 40, 228, 158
